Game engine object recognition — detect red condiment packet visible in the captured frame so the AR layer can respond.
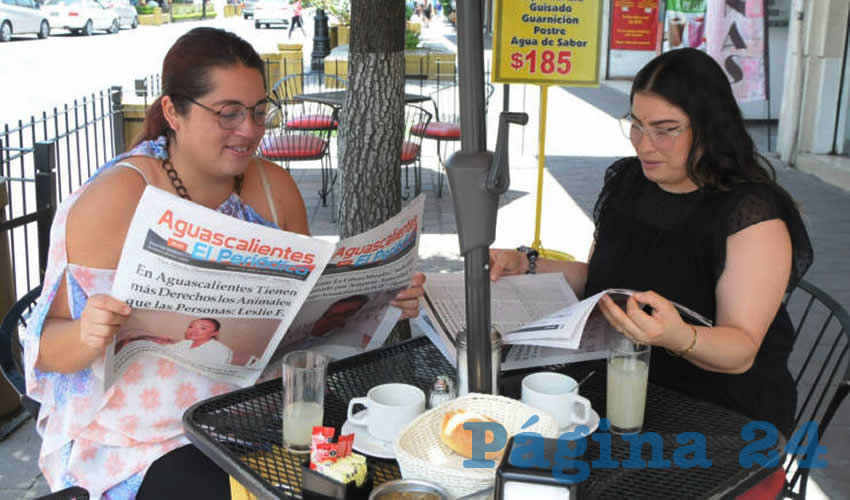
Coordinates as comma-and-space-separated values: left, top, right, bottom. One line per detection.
310, 426, 336, 469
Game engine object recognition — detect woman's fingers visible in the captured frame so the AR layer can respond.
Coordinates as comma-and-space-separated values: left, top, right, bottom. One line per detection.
87, 294, 131, 316
80, 294, 131, 350
391, 273, 426, 319
489, 249, 523, 281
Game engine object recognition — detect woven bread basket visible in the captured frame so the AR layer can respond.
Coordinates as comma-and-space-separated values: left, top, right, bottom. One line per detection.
392, 393, 559, 498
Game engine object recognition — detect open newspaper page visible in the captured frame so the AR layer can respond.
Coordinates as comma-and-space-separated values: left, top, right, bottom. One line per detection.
258, 195, 426, 379
417, 272, 611, 370
107, 186, 335, 390
502, 288, 713, 348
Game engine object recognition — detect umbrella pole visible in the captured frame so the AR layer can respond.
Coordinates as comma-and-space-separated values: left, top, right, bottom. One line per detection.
455, 0, 492, 395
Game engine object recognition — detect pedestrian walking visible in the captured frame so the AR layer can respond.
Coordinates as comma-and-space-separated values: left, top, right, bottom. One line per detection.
289, 0, 305, 39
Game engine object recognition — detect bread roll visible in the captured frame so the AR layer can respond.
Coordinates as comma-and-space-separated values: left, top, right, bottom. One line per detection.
440, 409, 505, 460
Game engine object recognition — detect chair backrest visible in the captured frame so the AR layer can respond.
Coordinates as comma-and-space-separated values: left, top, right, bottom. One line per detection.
270, 73, 348, 105
401, 104, 432, 164
782, 279, 850, 497
0, 285, 42, 419
425, 80, 496, 124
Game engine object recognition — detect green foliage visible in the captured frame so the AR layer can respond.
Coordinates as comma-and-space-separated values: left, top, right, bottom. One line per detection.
439, 0, 451, 14
404, 29, 420, 50
316, 0, 350, 25
406, 4, 413, 20
172, 10, 216, 20
136, 4, 155, 13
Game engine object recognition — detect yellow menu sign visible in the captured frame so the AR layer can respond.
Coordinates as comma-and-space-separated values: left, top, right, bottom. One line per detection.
492, 0, 603, 86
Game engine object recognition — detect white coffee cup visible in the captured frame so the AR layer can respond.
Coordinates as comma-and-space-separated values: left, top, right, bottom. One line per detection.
347, 383, 425, 442
521, 372, 592, 430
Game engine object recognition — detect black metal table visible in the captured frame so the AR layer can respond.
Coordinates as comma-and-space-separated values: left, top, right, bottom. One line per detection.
293, 90, 431, 108
184, 337, 780, 499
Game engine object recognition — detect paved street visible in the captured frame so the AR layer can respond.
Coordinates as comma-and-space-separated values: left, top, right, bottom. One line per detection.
0, 12, 315, 125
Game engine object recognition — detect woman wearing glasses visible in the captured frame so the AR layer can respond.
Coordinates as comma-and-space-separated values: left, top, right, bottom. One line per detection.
491, 48, 812, 439
23, 28, 425, 499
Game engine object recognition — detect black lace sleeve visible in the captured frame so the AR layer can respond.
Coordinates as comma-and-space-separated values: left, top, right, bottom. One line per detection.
593, 157, 641, 242
718, 183, 813, 290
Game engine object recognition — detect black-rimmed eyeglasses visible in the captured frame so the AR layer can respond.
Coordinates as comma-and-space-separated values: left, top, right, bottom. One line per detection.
174, 95, 271, 130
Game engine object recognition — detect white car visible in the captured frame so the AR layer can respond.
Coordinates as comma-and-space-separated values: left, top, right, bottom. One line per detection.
0, 0, 51, 42
253, 0, 290, 29
105, 0, 136, 29
44, 0, 119, 35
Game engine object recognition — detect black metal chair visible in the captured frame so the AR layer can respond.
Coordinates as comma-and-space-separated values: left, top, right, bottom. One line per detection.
411, 79, 495, 197
1, 286, 92, 500
1, 285, 42, 420
400, 103, 432, 198
781, 279, 850, 499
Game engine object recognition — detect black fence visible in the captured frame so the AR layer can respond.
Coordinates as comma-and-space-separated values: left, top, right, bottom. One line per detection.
1, 87, 124, 300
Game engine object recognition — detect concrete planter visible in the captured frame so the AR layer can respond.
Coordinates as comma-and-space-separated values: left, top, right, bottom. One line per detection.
405, 49, 428, 77
337, 24, 349, 46
122, 104, 147, 153
328, 25, 338, 49
138, 13, 156, 24
324, 57, 348, 82
428, 52, 456, 79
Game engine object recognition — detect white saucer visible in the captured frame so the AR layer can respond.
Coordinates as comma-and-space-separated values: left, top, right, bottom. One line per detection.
340, 409, 395, 459
556, 408, 600, 438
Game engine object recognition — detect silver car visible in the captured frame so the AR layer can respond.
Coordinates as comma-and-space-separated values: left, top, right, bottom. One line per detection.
0, 0, 51, 42
44, 0, 119, 35
253, 0, 289, 29
105, 0, 137, 29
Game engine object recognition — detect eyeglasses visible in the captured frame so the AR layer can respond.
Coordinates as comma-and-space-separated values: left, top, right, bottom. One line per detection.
619, 115, 689, 151
175, 95, 271, 129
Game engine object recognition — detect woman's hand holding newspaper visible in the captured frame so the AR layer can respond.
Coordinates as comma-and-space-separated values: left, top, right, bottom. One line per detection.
80, 294, 132, 352
392, 272, 426, 319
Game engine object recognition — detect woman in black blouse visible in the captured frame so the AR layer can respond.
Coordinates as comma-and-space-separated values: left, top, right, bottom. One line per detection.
490, 48, 812, 437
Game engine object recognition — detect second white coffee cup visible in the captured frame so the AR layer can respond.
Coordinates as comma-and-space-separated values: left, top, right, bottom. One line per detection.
347, 383, 425, 442
521, 372, 592, 430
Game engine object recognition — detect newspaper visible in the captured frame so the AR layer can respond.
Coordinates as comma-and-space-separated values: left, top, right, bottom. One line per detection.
417, 272, 610, 371
501, 288, 713, 348
418, 274, 713, 371
259, 195, 426, 379
108, 187, 424, 389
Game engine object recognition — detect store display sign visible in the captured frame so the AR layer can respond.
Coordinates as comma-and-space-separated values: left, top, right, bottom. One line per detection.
492, 0, 603, 86
663, 0, 707, 51
706, 0, 767, 102
610, 0, 660, 51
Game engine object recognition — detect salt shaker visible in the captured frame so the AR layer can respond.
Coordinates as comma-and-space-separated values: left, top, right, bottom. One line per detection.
429, 375, 456, 409
456, 327, 502, 396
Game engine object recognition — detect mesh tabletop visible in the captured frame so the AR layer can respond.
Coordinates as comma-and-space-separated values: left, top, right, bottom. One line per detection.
184, 337, 453, 498
184, 337, 778, 499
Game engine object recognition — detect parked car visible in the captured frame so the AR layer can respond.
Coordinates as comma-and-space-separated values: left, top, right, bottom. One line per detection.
0, 0, 51, 42
44, 0, 119, 35
253, 0, 289, 29
241, 0, 257, 19
105, 0, 136, 28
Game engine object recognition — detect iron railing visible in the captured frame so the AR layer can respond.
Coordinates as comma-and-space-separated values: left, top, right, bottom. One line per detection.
1, 86, 124, 301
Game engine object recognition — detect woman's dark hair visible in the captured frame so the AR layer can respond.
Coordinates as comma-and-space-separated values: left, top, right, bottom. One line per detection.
133, 27, 266, 147
631, 48, 774, 190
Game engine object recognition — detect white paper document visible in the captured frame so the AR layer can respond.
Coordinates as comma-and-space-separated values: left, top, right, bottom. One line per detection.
419, 273, 713, 371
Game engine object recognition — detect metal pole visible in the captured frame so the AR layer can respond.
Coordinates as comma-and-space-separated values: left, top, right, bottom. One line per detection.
110, 85, 125, 155
456, 0, 491, 394
34, 141, 57, 281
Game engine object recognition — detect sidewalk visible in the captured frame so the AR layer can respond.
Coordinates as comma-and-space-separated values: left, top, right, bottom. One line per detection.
2, 19, 848, 500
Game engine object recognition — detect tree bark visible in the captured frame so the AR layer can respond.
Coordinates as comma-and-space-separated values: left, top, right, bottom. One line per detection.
337, 0, 406, 239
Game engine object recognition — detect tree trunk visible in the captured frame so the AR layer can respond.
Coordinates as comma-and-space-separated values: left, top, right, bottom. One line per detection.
337, 0, 405, 239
